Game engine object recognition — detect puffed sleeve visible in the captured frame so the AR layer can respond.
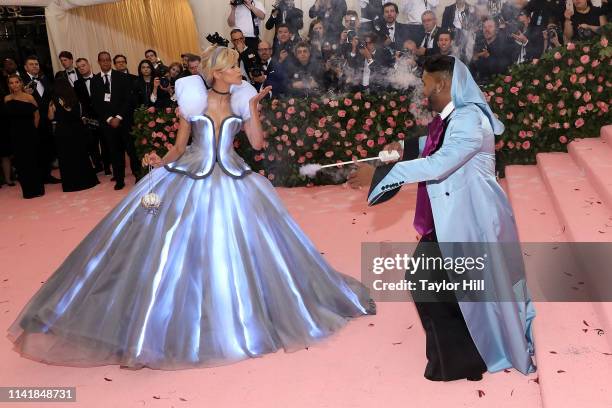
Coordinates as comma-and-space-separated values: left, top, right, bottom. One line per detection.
174, 75, 208, 119
230, 80, 257, 122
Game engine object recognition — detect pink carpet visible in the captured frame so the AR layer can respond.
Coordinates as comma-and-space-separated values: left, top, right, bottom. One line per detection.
1, 126, 611, 407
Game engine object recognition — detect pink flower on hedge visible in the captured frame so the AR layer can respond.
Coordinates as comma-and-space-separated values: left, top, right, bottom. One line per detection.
570, 74, 577, 84
600, 37, 608, 47
519, 130, 527, 139
366, 139, 375, 148
495, 96, 504, 104
544, 74, 551, 81
566, 42, 575, 51
586, 103, 594, 111
298, 156, 305, 163
268, 174, 275, 181
378, 137, 387, 145
287, 106, 296, 115
553, 52, 562, 60
516, 81, 523, 88
359, 150, 368, 158
291, 126, 298, 134
573, 90, 582, 99
338, 110, 346, 118
522, 141, 531, 150
345, 149, 353, 156
552, 66, 560, 74
355, 92, 363, 100
306, 127, 315, 137
507, 141, 515, 149
397, 132, 405, 139
506, 112, 514, 119
559, 135, 568, 144
560, 109, 567, 116
299, 111, 306, 118
288, 98, 295, 105
276, 111, 282, 119
496, 86, 503, 93
575, 66, 584, 74
324, 151, 334, 158
364, 102, 371, 109
312, 143, 320, 150
296, 139, 304, 147
153, 142, 160, 148
141, 138, 147, 145
282, 124, 289, 132
546, 83, 554, 90
405, 120, 414, 127
575, 118, 585, 128
165, 107, 173, 114
169, 132, 175, 138
399, 95, 407, 102
173, 122, 180, 130
390, 100, 397, 108
583, 92, 592, 102
563, 122, 570, 129
310, 103, 320, 111
148, 121, 156, 128
510, 87, 519, 94
579, 76, 586, 84
495, 140, 505, 150
567, 58, 573, 65
305, 151, 313, 158
532, 79, 540, 86
580, 54, 590, 64
318, 117, 327, 127
503, 76, 512, 83
147, 106, 156, 113
280, 134, 289, 142
344, 98, 353, 106
578, 106, 587, 115
597, 85, 603, 93
527, 131, 534, 137
369, 111, 377, 118
546, 103, 553, 111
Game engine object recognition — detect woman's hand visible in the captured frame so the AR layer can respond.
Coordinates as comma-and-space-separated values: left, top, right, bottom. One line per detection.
249, 85, 273, 107
153, 77, 160, 89
142, 152, 162, 168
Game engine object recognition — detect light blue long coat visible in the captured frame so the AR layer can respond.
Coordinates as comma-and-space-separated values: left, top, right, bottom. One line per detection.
368, 101, 536, 375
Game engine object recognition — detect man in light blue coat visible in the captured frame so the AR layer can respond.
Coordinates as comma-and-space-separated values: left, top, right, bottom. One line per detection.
363, 56, 536, 381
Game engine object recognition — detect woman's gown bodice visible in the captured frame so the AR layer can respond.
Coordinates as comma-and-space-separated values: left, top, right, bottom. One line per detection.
164, 115, 252, 179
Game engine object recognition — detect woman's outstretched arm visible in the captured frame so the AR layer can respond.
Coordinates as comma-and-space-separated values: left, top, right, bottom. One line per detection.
243, 85, 272, 151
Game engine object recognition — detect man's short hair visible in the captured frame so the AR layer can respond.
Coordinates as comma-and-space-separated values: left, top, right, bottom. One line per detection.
230, 28, 244, 36
97, 51, 111, 60
383, 2, 399, 13
58, 51, 73, 60
277, 23, 290, 31
187, 54, 201, 63
75, 57, 89, 64
345, 10, 358, 18
144, 49, 157, 57
24, 55, 39, 64
438, 28, 454, 40
113, 54, 127, 63
423, 55, 455, 76
421, 10, 436, 20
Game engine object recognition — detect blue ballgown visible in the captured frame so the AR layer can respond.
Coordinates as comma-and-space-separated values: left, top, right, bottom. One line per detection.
8, 77, 375, 369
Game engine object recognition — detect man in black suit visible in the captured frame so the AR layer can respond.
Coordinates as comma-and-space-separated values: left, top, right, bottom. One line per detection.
145, 49, 168, 77
177, 54, 201, 80
347, 31, 395, 92
416, 11, 441, 59
382, 2, 420, 51
265, 0, 304, 38
510, 10, 545, 64
113, 54, 138, 81
230, 29, 259, 80
74, 57, 107, 174
470, 18, 512, 84
253, 40, 287, 96
23, 55, 60, 184
90, 51, 140, 190
54, 51, 81, 87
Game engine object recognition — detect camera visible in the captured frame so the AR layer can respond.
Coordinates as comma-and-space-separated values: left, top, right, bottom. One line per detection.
230, 0, 245, 6
347, 29, 358, 43
272, 0, 293, 10
348, 15, 357, 29
206, 32, 230, 47
358, 40, 367, 50
577, 26, 593, 40
546, 25, 558, 39
327, 56, 345, 71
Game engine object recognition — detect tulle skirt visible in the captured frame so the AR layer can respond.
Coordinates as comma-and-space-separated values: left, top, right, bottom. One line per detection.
8, 165, 375, 369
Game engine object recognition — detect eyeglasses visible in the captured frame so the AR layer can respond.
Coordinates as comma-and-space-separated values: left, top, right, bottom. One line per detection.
231, 37, 245, 42
258, 48, 273, 51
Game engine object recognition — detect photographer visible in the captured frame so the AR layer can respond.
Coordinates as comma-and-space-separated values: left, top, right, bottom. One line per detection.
543, 16, 563, 50
322, 54, 350, 94
272, 24, 296, 66
347, 32, 395, 92
286, 42, 324, 97
265, 0, 303, 39
510, 10, 544, 64
564, 0, 607, 42
227, 0, 266, 51
470, 18, 512, 84
254, 40, 287, 96
309, 0, 348, 41
309, 18, 336, 61
230, 28, 259, 79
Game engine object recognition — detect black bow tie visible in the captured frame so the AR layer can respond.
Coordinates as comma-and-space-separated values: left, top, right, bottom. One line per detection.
84, 77, 91, 81
67, 70, 75, 74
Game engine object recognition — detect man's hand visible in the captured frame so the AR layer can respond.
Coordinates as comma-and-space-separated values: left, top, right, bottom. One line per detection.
347, 162, 375, 189
279, 49, 289, 63
109, 117, 121, 128
360, 47, 373, 60
383, 141, 403, 161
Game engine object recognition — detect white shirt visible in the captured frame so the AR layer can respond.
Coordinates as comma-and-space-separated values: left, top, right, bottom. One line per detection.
386, 23, 396, 42
384, 0, 439, 25
101, 70, 112, 92
420, 27, 437, 49
27, 73, 44, 96
453, 4, 467, 30
65, 67, 78, 86
440, 101, 455, 121
231, 1, 265, 38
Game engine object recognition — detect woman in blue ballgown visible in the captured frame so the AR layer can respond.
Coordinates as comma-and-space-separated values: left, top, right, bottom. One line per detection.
8, 46, 375, 370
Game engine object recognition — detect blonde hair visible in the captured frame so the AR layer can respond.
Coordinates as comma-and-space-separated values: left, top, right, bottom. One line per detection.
201, 45, 239, 87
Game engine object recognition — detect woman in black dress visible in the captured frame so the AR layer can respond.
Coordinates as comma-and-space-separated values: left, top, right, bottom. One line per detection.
48, 78, 99, 192
0, 98, 16, 187
132, 59, 170, 108
4, 74, 44, 199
